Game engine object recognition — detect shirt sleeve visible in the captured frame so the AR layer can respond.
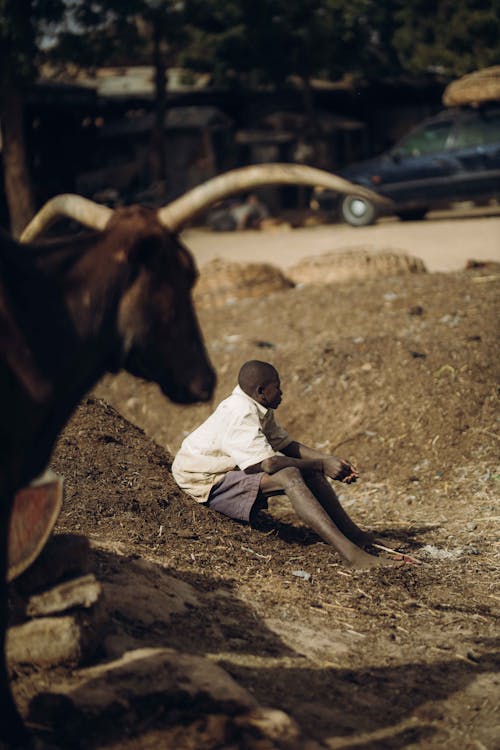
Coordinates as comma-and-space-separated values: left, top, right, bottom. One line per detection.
221, 408, 277, 471
264, 412, 292, 452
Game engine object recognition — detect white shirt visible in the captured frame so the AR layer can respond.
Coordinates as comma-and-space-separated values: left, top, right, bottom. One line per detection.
172, 385, 291, 502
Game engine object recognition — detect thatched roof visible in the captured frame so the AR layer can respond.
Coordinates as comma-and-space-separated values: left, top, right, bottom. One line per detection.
443, 66, 500, 107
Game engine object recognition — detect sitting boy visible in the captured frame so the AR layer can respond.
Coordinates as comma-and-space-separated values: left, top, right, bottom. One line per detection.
173, 360, 393, 569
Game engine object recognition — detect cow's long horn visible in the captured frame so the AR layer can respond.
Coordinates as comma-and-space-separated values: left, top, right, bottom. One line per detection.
158, 163, 393, 231
20, 195, 113, 243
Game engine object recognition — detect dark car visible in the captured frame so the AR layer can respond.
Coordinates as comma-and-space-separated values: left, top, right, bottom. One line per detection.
315, 104, 500, 226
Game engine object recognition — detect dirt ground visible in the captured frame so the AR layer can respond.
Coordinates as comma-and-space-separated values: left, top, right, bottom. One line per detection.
7, 216, 500, 749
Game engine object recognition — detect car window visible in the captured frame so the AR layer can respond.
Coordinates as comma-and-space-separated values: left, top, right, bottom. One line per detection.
395, 121, 454, 157
452, 110, 500, 148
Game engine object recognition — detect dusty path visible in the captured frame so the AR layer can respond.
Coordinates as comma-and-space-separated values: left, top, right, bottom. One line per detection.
183, 209, 500, 273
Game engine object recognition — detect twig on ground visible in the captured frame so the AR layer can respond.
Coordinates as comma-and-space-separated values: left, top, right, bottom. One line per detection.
241, 545, 272, 561
310, 605, 328, 615
345, 628, 366, 638
372, 543, 422, 565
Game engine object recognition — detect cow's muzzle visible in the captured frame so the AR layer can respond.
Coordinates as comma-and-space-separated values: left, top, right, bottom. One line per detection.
162, 367, 216, 404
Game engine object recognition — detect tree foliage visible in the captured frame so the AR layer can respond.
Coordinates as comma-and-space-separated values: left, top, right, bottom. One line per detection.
44, 1, 187, 68
182, 0, 500, 85
2, 0, 499, 96
392, 0, 500, 77
0, 0, 66, 95
182, 0, 373, 86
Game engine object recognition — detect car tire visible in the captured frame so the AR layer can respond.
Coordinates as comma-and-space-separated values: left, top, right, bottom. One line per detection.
397, 208, 428, 221
341, 195, 377, 227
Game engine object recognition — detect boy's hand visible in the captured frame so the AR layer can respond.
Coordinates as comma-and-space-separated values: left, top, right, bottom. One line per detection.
323, 456, 359, 483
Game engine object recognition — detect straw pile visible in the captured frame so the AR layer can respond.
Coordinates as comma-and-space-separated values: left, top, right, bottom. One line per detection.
287, 248, 427, 285
442, 66, 500, 107
194, 258, 294, 308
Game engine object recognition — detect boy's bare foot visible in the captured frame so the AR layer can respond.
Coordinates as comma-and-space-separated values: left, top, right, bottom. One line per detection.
344, 550, 406, 570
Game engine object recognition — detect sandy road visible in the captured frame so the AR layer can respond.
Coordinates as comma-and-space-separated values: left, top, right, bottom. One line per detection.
182, 208, 500, 274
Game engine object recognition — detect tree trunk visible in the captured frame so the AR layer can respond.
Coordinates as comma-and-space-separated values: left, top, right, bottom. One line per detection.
1, 88, 35, 237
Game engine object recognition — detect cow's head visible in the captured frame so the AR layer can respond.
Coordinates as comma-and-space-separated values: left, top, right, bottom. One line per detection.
106, 206, 215, 404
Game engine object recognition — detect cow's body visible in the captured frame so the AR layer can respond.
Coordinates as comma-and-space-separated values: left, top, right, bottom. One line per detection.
0, 206, 215, 743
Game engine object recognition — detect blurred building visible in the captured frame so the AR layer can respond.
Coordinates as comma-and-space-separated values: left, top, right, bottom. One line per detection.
75, 105, 234, 205
0, 65, 444, 225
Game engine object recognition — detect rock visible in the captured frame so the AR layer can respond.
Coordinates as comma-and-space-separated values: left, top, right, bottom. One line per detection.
26, 574, 102, 617
99, 709, 321, 750
292, 570, 312, 581
100, 556, 201, 627
235, 707, 301, 744
7, 610, 103, 669
29, 647, 257, 728
408, 305, 424, 316
28, 648, 319, 749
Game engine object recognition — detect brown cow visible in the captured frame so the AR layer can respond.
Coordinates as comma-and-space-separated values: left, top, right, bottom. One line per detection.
1, 163, 389, 744
0, 208, 215, 743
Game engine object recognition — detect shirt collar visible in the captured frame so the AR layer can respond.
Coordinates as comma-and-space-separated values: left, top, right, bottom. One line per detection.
232, 384, 269, 416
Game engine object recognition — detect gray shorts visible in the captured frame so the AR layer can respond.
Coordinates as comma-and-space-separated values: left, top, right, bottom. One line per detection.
207, 470, 267, 522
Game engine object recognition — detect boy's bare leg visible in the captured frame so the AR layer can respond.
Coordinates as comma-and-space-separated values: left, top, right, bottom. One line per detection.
303, 471, 374, 546
260, 468, 395, 569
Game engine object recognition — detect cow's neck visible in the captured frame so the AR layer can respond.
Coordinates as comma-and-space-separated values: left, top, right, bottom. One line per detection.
1, 232, 133, 483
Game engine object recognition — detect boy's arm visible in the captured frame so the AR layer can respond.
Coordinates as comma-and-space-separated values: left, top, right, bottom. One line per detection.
282, 441, 358, 483
244, 453, 323, 475
244, 441, 358, 483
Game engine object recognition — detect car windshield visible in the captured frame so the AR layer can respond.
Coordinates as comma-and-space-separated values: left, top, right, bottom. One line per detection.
452, 109, 500, 148
393, 120, 454, 158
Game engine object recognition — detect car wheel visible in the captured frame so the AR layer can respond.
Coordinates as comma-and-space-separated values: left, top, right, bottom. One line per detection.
341, 195, 377, 226
397, 208, 428, 221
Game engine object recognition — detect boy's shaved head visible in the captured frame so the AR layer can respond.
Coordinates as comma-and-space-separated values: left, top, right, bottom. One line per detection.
238, 360, 278, 395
